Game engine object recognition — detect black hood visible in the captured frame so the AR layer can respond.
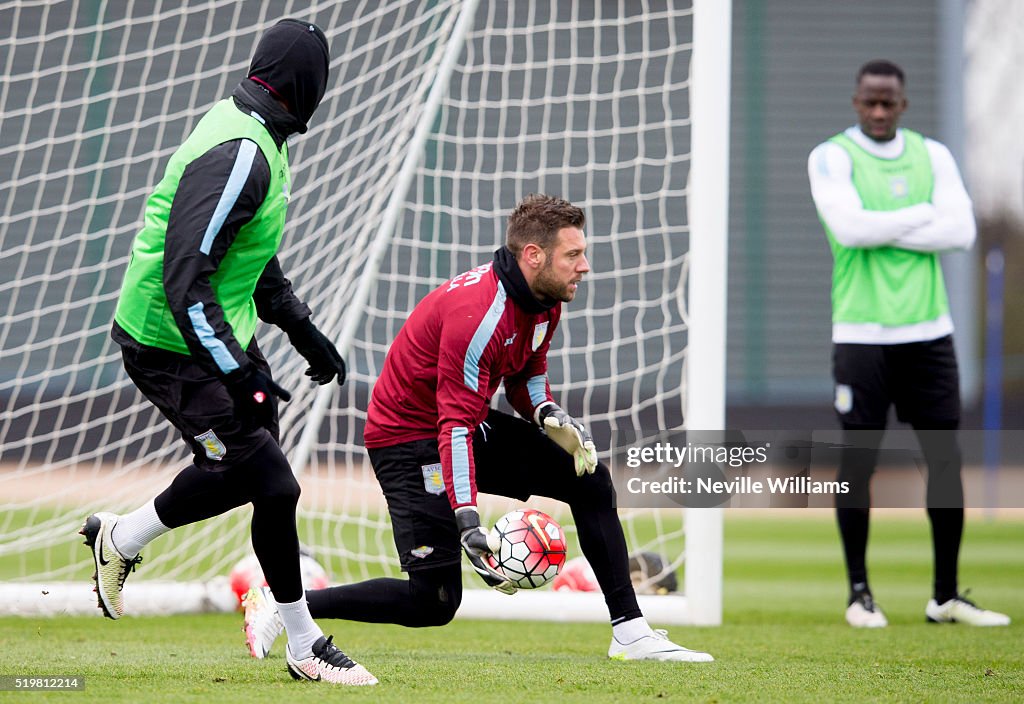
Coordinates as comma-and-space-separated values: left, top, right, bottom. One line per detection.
247, 18, 330, 134
232, 79, 301, 147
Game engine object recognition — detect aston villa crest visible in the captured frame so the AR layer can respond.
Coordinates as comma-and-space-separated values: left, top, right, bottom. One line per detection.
889, 176, 908, 198
532, 321, 549, 351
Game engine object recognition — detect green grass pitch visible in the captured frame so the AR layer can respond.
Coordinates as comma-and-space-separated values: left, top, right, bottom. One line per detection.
0, 514, 1020, 703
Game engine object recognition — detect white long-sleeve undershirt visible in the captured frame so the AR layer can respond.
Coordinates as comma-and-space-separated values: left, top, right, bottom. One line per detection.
809, 127, 976, 345
808, 126, 976, 253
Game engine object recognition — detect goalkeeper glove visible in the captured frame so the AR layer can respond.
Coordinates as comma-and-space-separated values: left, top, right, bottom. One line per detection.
225, 366, 291, 429
455, 507, 517, 595
535, 402, 597, 476
284, 317, 346, 386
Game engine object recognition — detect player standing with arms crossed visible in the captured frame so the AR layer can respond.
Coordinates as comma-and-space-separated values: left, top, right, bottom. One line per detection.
809, 59, 1010, 628
82, 19, 376, 685
243, 194, 714, 663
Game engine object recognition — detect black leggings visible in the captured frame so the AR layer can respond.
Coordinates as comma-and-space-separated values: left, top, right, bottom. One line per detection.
153, 441, 305, 602
307, 564, 463, 627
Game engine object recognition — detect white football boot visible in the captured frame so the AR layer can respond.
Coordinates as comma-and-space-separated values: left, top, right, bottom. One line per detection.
243, 586, 285, 659
80, 512, 142, 620
926, 593, 1010, 626
608, 629, 714, 662
845, 591, 888, 628
286, 635, 378, 685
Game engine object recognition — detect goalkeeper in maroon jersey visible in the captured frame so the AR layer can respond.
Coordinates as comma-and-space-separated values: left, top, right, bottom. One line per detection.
243, 194, 713, 663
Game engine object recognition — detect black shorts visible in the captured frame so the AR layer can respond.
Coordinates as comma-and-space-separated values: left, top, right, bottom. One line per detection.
832, 335, 961, 428
118, 329, 278, 472
367, 409, 595, 571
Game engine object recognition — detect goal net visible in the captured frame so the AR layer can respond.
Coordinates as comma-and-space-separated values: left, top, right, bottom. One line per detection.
0, 0, 725, 624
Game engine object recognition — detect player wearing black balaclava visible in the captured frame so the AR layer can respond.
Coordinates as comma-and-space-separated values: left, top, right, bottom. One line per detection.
87, 19, 377, 686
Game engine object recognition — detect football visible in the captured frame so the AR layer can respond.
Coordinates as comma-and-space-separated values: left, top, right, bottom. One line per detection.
228, 550, 331, 605
486, 509, 567, 589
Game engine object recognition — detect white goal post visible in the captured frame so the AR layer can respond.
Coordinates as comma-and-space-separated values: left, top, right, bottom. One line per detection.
0, 0, 728, 625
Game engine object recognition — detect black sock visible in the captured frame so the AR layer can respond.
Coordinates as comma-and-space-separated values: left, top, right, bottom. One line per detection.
836, 426, 883, 600
914, 425, 964, 605
928, 507, 963, 604
837, 508, 871, 599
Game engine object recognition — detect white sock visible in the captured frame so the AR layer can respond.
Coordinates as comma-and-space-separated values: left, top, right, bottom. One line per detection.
277, 595, 323, 659
612, 616, 655, 644
111, 499, 169, 559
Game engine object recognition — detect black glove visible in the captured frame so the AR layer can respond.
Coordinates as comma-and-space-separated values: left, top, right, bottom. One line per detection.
455, 507, 516, 595
285, 317, 346, 386
224, 366, 291, 429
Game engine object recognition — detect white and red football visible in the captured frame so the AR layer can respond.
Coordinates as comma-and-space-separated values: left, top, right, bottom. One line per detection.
486, 509, 567, 589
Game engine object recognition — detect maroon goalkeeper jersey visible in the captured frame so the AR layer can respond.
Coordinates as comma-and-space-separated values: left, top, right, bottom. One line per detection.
364, 258, 559, 509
